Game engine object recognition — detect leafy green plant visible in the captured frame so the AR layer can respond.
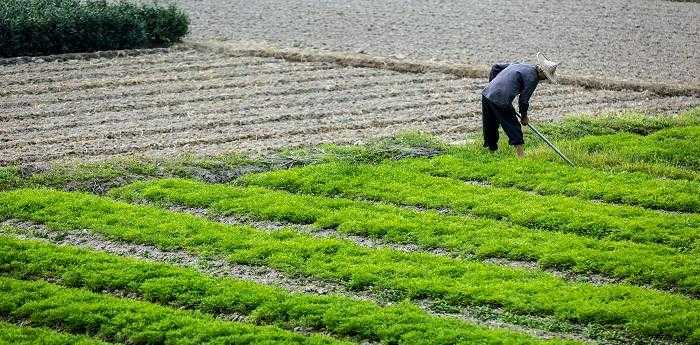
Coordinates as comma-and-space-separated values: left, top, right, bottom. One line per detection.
0, 188, 698, 342
0, 321, 111, 345
112, 178, 700, 294
532, 106, 700, 140
0, 277, 347, 345
243, 160, 700, 251
408, 149, 700, 212
0, 235, 568, 345
0, 0, 189, 57
529, 123, 700, 180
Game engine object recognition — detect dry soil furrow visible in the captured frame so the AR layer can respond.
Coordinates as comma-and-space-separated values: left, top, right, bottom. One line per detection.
1, 81, 473, 146
2, 72, 453, 122
1, 75, 462, 135
0, 56, 283, 87
1, 77, 456, 135
1, 90, 473, 149
0, 62, 336, 98
0, 104, 480, 164
2, 74, 592, 130
0, 49, 203, 76
6, 92, 692, 164
123, 115, 476, 160
0, 220, 598, 344
0, 65, 391, 109
536, 95, 700, 118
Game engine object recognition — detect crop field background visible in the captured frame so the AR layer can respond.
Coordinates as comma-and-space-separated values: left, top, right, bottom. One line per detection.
1, 44, 698, 165
2, 113, 700, 344
1, 0, 700, 344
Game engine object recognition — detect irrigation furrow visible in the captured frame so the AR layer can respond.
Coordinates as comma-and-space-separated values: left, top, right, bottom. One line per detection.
1, 73, 456, 124
0, 62, 336, 99
0, 220, 604, 344
0, 84, 474, 149
0, 56, 283, 87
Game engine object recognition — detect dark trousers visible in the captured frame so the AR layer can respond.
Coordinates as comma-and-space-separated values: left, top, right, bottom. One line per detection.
481, 95, 524, 150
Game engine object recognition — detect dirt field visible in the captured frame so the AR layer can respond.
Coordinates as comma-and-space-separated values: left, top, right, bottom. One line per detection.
1, 45, 697, 165
174, 0, 700, 84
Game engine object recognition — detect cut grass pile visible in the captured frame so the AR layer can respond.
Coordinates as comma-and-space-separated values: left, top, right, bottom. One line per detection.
0, 235, 566, 345
0, 0, 188, 58
0, 188, 699, 342
111, 178, 700, 294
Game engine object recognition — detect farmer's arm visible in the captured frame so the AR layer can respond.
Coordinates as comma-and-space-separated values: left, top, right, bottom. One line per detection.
489, 63, 510, 81
518, 72, 538, 123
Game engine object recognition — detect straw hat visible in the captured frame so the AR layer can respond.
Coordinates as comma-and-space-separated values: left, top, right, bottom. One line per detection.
537, 52, 560, 83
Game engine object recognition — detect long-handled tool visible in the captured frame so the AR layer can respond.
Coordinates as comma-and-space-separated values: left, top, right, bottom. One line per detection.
515, 112, 574, 166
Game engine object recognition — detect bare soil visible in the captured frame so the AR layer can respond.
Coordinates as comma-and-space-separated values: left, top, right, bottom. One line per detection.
1, 47, 697, 166
167, 0, 700, 85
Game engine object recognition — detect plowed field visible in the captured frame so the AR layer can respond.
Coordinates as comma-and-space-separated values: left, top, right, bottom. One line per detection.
1, 46, 697, 165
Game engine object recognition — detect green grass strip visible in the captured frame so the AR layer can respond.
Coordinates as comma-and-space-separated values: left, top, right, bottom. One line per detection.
112, 178, 700, 294
562, 126, 700, 171
0, 188, 698, 342
529, 125, 700, 181
243, 160, 700, 251
0, 277, 347, 345
407, 150, 700, 213
0, 320, 111, 345
0, 235, 568, 345
532, 107, 700, 141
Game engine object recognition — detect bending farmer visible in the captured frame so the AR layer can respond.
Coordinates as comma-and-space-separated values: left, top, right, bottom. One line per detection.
481, 52, 559, 157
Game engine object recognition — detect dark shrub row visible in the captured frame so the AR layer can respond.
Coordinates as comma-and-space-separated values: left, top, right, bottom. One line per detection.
0, 0, 189, 58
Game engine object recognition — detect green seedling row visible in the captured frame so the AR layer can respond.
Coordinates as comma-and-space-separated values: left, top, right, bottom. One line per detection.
0, 235, 569, 345
243, 160, 700, 251
0, 188, 698, 342
530, 125, 700, 181
112, 178, 700, 294
570, 126, 700, 171
532, 107, 700, 140
0, 320, 111, 345
408, 149, 700, 213
0, 277, 348, 345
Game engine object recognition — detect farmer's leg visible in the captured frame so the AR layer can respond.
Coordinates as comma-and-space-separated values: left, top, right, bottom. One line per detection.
514, 145, 525, 158
495, 106, 525, 157
481, 96, 500, 151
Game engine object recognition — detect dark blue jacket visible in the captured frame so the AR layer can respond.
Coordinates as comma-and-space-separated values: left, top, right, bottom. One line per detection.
482, 63, 539, 116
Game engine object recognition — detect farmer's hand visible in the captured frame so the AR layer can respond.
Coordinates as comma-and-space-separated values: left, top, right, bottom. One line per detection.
520, 115, 529, 126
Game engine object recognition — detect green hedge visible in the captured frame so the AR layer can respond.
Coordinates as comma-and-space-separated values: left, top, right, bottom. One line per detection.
0, 0, 188, 58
